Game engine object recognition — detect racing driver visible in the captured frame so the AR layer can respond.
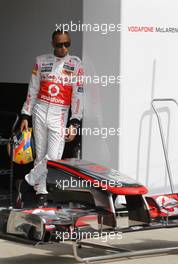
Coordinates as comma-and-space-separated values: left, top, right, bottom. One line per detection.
20, 30, 83, 207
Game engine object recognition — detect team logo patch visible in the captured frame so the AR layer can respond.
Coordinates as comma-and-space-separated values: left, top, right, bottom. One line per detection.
63, 63, 75, 71
41, 66, 52, 72
48, 84, 60, 96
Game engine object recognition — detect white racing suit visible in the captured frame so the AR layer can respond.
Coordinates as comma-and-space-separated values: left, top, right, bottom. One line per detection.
21, 53, 83, 194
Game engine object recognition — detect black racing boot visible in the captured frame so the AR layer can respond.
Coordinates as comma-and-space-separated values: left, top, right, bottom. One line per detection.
15, 179, 24, 209
37, 194, 48, 208
20, 180, 36, 208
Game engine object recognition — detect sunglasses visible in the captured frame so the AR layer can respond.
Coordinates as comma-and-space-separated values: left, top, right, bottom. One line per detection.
55, 42, 71, 48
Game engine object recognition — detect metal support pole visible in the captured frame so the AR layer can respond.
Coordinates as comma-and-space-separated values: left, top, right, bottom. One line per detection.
151, 98, 178, 193
73, 240, 178, 263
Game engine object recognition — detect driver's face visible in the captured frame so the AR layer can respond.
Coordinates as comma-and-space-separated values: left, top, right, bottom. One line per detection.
52, 33, 71, 58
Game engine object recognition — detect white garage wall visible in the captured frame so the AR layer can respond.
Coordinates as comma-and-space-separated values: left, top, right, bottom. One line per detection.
0, 0, 83, 83
120, 0, 178, 194
82, 0, 121, 169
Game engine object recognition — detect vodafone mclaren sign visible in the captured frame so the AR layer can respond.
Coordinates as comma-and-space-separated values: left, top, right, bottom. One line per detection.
128, 26, 178, 33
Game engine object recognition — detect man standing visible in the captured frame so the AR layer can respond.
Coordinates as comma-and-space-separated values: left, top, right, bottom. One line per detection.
20, 30, 83, 207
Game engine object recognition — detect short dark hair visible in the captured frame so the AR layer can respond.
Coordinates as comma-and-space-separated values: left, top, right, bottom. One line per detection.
52, 30, 71, 42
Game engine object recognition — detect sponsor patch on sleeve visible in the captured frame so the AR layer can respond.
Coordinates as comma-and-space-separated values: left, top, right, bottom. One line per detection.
63, 63, 75, 71
32, 63, 38, 75
77, 67, 84, 76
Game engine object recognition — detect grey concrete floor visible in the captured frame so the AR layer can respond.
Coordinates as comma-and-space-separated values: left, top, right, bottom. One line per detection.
0, 224, 178, 264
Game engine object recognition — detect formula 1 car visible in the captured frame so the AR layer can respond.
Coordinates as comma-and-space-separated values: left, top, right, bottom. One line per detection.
0, 99, 178, 262
0, 158, 148, 238
0, 158, 178, 262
